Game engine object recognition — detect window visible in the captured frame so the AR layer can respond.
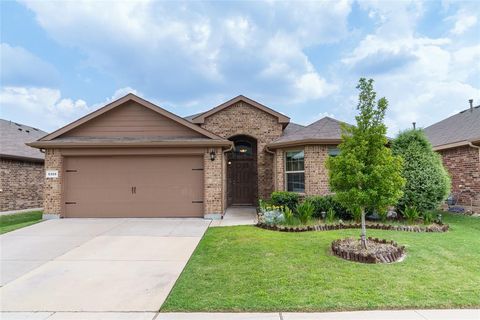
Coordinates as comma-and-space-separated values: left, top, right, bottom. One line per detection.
285, 150, 305, 193
328, 146, 340, 157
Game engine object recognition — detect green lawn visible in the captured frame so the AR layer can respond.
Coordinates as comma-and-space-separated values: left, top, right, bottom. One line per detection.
162, 213, 480, 312
0, 211, 43, 234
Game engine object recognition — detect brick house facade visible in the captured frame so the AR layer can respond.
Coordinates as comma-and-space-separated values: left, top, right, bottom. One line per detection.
31, 94, 343, 219
1, 119, 47, 212
438, 146, 480, 209
424, 103, 480, 213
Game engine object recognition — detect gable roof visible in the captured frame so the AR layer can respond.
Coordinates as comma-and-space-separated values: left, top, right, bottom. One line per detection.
190, 95, 290, 126
268, 117, 349, 148
0, 119, 47, 161
34, 93, 227, 145
424, 105, 480, 150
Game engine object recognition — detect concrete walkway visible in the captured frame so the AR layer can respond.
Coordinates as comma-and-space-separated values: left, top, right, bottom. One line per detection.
1, 309, 478, 320
210, 206, 257, 227
0, 218, 210, 312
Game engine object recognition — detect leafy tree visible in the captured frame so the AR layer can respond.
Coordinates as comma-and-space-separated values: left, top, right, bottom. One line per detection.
326, 78, 405, 248
392, 129, 451, 213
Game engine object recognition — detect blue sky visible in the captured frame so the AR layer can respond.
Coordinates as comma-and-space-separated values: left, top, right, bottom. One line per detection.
1, 0, 479, 136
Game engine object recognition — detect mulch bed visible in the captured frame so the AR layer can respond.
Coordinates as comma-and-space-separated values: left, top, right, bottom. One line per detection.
331, 237, 406, 264
256, 222, 449, 233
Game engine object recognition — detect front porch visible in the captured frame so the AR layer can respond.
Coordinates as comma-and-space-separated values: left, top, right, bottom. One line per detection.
210, 207, 257, 226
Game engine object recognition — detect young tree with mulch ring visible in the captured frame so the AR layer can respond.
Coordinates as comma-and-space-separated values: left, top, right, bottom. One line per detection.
392, 129, 451, 214
326, 78, 405, 249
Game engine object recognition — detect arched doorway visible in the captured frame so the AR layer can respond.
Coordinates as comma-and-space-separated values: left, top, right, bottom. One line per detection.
227, 135, 257, 206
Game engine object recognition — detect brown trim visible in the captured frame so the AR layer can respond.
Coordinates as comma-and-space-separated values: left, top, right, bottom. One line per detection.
0, 154, 44, 163
58, 147, 207, 156
267, 139, 341, 149
432, 140, 471, 151
27, 139, 233, 149
38, 93, 226, 142
191, 95, 290, 125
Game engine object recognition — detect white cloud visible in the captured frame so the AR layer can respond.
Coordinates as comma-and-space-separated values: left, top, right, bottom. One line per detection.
449, 9, 478, 35
20, 0, 346, 104
338, 1, 480, 136
0, 86, 138, 131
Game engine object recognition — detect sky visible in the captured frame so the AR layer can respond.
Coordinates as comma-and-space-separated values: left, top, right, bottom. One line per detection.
1, 0, 479, 136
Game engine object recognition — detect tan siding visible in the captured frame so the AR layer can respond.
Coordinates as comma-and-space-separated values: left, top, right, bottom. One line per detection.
63, 101, 204, 138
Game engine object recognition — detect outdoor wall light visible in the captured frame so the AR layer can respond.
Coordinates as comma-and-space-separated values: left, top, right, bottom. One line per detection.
209, 149, 216, 161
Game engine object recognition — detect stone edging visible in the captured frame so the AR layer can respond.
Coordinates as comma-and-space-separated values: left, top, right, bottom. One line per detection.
256, 222, 449, 233
331, 237, 406, 264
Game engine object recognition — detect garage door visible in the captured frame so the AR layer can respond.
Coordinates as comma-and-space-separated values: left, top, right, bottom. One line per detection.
64, 155, 204, 218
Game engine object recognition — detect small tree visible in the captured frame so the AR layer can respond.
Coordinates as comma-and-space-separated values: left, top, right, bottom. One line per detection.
326, 78, 405, 248
392, 129, 451, 213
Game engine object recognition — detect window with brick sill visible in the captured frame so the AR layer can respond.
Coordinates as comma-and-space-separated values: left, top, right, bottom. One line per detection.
285, 150, 305, 193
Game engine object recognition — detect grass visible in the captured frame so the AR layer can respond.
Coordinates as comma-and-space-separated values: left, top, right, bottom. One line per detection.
162, 212, 480, 312
0, 211, 43, 234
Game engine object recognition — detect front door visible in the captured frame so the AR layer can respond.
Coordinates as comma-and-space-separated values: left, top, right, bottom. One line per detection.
227, 136, 257, 206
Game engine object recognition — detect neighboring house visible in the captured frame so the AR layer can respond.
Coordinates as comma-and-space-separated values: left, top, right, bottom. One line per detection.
424, 101, 480, 211
28, 94, 346, 219
0, 119, 47, 212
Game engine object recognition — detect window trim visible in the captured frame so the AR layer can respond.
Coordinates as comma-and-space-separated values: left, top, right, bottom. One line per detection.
284, 149, 305, 193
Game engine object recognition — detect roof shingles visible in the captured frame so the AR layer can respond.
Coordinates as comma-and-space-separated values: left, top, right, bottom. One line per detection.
424, 105, 480, 147
0, 119, 47, 161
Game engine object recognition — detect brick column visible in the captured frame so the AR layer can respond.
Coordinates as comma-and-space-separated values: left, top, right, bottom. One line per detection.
204, 147, 223, 218
304, 145, 330, 196
44, 149, 63, 218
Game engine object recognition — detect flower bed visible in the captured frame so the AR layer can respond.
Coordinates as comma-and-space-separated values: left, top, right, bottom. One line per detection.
331, 237, 406, 264
256, 221, 449, 233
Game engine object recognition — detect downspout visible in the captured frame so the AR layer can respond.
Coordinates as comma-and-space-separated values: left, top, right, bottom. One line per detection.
221, 142, 234, 216
265, 145, 276, 192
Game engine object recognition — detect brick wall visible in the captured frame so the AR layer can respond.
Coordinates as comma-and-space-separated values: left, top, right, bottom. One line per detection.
0, 158, 44, 211
201, 101, 283, 201
304, 145, 330, 195
439, 145, 480, 208
273, 145, 331, 197
44, 149, 63, 216
204, 147, 223, 216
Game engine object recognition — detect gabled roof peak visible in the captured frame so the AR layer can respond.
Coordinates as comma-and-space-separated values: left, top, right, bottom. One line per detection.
191, 95, 290, 126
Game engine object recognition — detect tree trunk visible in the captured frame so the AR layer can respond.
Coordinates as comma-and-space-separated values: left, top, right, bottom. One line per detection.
360, 208, 368, 249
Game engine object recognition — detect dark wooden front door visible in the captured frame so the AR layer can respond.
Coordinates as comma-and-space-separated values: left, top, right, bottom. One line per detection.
227, 136, 257, 206
230, 159, 255, 205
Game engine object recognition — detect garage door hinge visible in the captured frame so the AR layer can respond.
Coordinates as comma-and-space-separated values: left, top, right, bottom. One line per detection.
192, 200, 204, 203
65, 202, 76, 204
192, 168, 204, 171
66, 170, 77, 172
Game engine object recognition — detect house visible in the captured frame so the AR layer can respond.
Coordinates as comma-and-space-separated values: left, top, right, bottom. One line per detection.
424, 101, 480, 212
28, 94, 346, 219
0, 119, 47, 212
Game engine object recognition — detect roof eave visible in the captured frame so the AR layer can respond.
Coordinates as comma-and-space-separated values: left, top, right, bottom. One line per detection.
267, 139, 342, 149
27, 140, 233, 149
0, 153, 44, 163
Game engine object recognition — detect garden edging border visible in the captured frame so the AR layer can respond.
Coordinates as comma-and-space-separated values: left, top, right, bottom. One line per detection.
331, 237, 406, 264
256, 222, 449, 233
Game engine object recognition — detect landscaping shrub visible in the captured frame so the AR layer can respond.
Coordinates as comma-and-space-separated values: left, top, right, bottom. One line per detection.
403, 206, 420, 224
325, 207, 335, 223
271, 191, 299, 211
305, 195, 352, 220
282, 206, 296, 225
392, 129, 451, 213
423, 210, 434, 225
296, 201, 315, 224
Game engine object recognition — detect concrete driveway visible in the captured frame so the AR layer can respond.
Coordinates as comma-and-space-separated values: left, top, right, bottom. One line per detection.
0, 218, 210, 312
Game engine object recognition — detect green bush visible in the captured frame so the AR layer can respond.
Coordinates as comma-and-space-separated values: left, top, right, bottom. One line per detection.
377, 208, 388, 222
423, 211, 434, 225
271, 192, 299, 211
296, 201, 315, 224
325, 207, 335, 223
305, 195, 352, 220
403, 206, 420, 224
282, 206, 296, 225
392, 129, 451, 213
